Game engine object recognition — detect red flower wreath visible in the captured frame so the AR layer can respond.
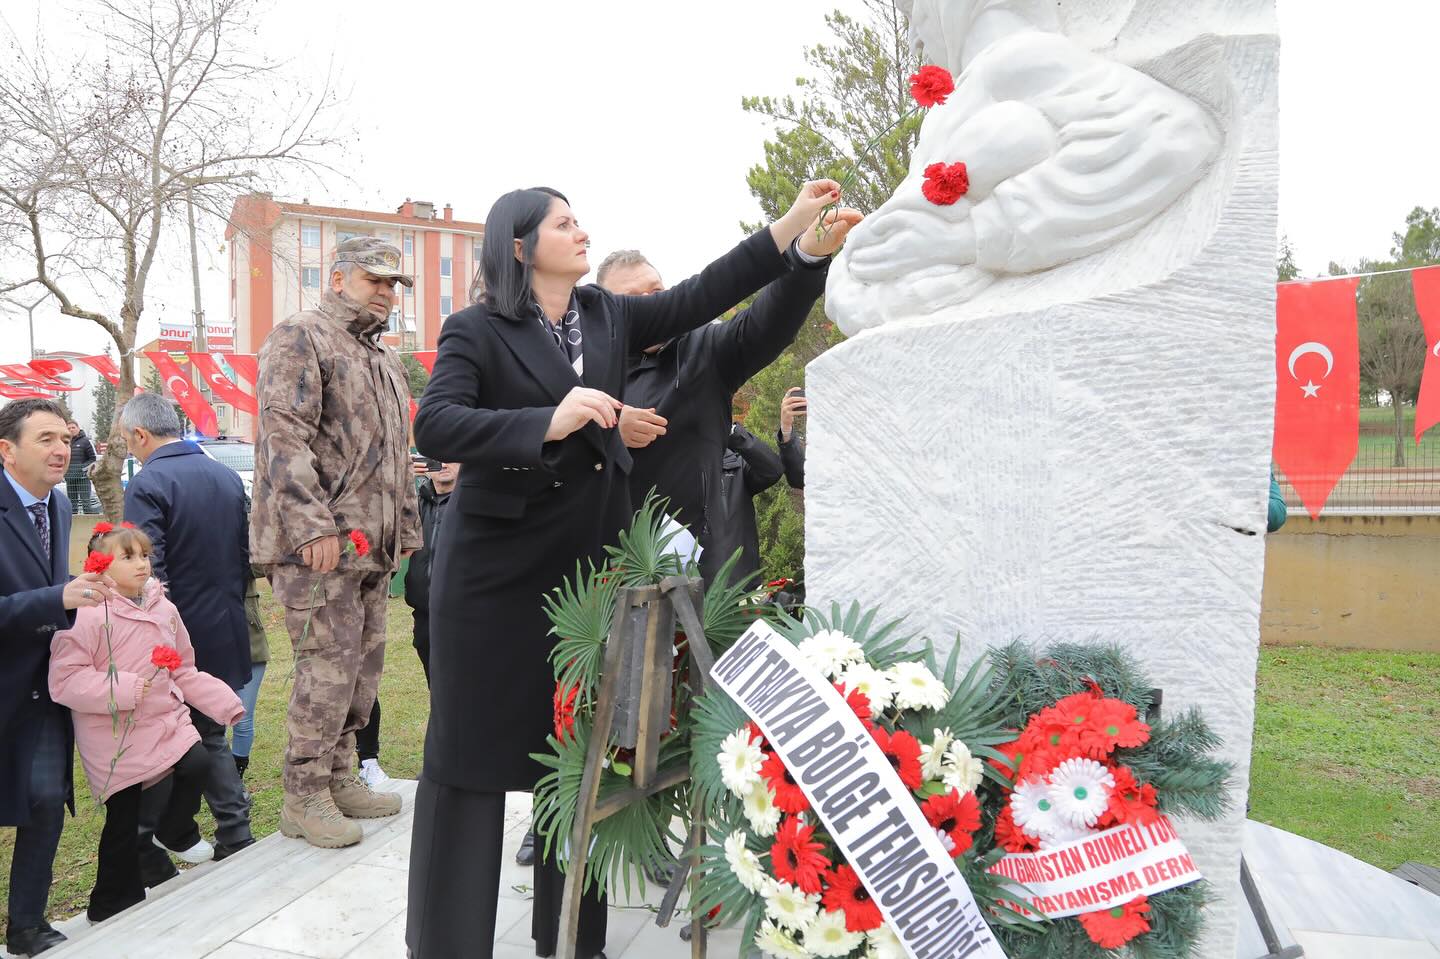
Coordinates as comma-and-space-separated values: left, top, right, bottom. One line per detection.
921, 787, 981, 857
821, 864, 884, 932
921, 162, 970, 205
870, 726, 924, 790
908, 65, 956, 107
1077, 895, 1152, 948
993, 805, 1041, 853
83, 551, 114, 575
1099, 765, 1161, 828
150, 645, 182, 672
834, 683, 874, 730
770, 815, 831, 894
760, 750, 811, 814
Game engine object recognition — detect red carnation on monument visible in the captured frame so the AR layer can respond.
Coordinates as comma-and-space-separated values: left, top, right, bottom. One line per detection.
348, 529, 371, 557
1078, 895, 1152, 948
921, 161, 969, 205
150, 645, 182, 672
760, 751, 810, 814
821, 864, 884, 932
921, 787, 981, 857
871, 726, 924, 790
908, 64, 956, 107
83, 551, 114, 575
770, 815, 831, 894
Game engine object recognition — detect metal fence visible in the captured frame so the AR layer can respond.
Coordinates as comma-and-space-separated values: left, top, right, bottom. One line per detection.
1276, 406, 1440, 514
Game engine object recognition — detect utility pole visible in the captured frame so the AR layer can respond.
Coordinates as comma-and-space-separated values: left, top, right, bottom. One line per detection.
185, 185, 214, 433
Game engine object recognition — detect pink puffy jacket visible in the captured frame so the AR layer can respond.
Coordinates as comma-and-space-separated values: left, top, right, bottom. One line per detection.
49, 579, 245, 802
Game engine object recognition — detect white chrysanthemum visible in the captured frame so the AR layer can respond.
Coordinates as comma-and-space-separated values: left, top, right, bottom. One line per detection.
1037, 820, 1096, 850
797, 628, 866, 678
806, 907, 866, 957
743, 781, 782, 837
754, 919, 810, 959
1047, 757, 1115, 828
724, 831, 768, 894
837, 662, 896, 712
940, 739, 986, 795
718, 728, 766, 797
887, 661, 950, 711
866, 923, 908, 959
764, 880, 822, 932
919, 728, 954, 780
1009, 776, 1062, 838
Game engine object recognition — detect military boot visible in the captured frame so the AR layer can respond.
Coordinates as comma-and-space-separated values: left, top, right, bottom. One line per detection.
330, 773, 402, 819
280, 789, 363, 848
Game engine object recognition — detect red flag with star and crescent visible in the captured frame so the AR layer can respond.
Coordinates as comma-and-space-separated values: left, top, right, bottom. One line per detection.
144, 352, 220, 437
1411, 266, 1440, 445
188, 352, 258, 415
1272, 278, 1361, 518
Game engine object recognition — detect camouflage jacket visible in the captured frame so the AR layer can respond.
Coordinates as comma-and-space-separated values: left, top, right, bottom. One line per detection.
250, 288, 421, 571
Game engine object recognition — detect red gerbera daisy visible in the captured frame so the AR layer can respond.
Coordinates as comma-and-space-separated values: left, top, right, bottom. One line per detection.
760, 750, 811, 814
908, 64, 955, 107
83, 551, 114, 574
921, 161, 969, 206
348, 529, 371, 557
993, 805, 1041, 853
1100, 765, 1161, 828
770, 816, 831, 894
871, 727, 924, 790
1078, 895, 1152, 948
834, 682, 874, 729
921, 788, 981, 857
1078, 697, 1151, 758
821, 864, 884, 932
552, 682, 579, 743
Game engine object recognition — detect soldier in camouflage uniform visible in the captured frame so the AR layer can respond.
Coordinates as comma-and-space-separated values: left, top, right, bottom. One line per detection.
251, 237, 423, 848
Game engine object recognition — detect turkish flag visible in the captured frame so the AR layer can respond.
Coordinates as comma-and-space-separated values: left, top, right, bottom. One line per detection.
412, 351, 438, 374
0, 363, 79, 391
77, 355, 121, 386
29, 358, 72, 379
0, 383, 51, 399
188, 352, 258, 415
144, 352, 220, 437
1273, 278, 1361, 518
1411, 266, 1440, 444
227, 354, 258, 386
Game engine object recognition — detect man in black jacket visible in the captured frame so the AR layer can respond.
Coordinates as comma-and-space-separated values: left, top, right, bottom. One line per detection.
777, 386, 807, 490
600, 211, 857, 589
711, 424, 785, 589
64, 418, 98, 515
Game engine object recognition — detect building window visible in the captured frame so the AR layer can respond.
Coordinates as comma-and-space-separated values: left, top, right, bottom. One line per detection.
440, 256, 452, 278
388, 309, 401, 333
336, 229, 371, 245
403, 234, 414, 256
473, 239, 482, 262
301, 224, 320, 248
440, 295, 452, 316
302, 267, 321, 289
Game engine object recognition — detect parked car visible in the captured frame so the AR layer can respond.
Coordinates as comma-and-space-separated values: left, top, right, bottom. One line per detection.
119, 436, 255, 503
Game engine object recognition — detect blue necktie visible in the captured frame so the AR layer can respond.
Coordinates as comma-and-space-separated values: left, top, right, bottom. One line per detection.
27, 502, 50, 564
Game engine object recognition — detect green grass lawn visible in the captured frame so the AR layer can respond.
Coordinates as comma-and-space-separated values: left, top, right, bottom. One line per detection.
2, 595, 1436, 931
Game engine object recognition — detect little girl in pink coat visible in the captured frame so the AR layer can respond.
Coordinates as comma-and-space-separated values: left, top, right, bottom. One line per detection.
49, 525, 245, 924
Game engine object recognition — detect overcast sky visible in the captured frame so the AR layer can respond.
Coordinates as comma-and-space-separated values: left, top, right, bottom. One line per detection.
2, 0, 1437, 366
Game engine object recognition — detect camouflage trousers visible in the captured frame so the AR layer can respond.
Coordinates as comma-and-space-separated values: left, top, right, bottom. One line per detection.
270, 566, 390, 797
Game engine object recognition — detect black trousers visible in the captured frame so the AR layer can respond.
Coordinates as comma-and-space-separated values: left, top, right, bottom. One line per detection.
7, 705, 69, 928
413, 610, 431, 683
356, 698, 381, 763
91, 741, 209, 922
156, 708, 252, 849
405, 777, 606, 959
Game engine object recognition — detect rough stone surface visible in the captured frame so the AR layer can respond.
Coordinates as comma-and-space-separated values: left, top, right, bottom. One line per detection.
808, 6, 1278, 958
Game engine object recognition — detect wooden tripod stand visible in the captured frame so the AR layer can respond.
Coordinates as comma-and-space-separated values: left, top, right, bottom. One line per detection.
555, 575, 717, 959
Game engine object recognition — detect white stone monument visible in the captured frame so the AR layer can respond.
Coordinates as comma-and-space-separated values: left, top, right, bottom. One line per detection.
807, 2, 1278, 956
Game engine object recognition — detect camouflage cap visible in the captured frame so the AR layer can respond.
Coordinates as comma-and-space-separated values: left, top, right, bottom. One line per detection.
333, 236, 414, 287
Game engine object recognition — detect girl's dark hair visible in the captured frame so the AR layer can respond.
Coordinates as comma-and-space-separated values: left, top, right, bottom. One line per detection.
88, 526, 153, 557
480, 186, 568, 320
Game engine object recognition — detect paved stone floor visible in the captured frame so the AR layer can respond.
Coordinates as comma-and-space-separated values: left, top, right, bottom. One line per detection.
11, 783, 1438, 958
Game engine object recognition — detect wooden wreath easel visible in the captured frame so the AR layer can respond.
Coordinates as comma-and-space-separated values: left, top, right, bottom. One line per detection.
556, 575, 717, 959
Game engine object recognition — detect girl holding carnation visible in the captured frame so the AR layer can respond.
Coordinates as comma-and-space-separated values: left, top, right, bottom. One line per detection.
408, 179, 859, 959
48, 525, 245, 924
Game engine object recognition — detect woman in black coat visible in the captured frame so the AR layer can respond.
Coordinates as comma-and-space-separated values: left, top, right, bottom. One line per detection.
406, 180, 844, 959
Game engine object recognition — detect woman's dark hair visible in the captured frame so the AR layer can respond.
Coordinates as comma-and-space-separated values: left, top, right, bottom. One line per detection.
479, 186, 568, 319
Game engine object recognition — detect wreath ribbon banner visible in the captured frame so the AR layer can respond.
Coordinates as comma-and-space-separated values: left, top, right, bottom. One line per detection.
987, 816, 1202, 919
711, 623, 1009, 959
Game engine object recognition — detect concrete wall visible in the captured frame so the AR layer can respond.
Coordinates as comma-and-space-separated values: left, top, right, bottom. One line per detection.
1262, 514, 1440, 652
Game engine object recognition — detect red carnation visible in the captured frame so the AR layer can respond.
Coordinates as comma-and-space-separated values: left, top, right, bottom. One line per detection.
1100, 765, 1161, 828
761, 750, 811, 814
821, 864, 883, 932
908, 64, 955, 107
83, 551, 114, 575
150, 645, 182, 672
922, 788, 981, 857
1078, 895, 1152, 948
553, 682, 579, 743
121, 521, 136, 529
348, 529, 371, 557
834, 683, 874, 730
93, 521, 114, 534
770, 816, 831, 894
871, 727, 924, 790
921, 162, 969, 206
993, 805, 1041, 853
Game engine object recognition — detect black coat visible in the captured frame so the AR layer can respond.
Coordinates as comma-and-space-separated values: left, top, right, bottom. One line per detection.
625, 259, 826, 578
708, 425, 784, 589
413, 228, 789, 792
66, 431, 96, 480
403, 476, 451, 613
124, 441, 252, 689
0, 471, 76, 825
779, 429, 805, 489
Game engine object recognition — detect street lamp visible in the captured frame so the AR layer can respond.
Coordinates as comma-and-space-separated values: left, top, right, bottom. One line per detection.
1, 290, 54, 359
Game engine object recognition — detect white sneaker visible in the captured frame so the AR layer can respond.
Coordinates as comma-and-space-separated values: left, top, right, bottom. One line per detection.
359, 758, 392, 790
154, 834, 214, 864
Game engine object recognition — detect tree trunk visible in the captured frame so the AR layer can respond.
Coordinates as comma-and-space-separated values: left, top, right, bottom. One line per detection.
1392, 398, 1407, 468
91, 353, 135, 521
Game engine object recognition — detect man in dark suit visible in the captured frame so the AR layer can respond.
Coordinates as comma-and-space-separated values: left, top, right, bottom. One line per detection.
120, 392, 255, 864
1, 398, 113, 956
